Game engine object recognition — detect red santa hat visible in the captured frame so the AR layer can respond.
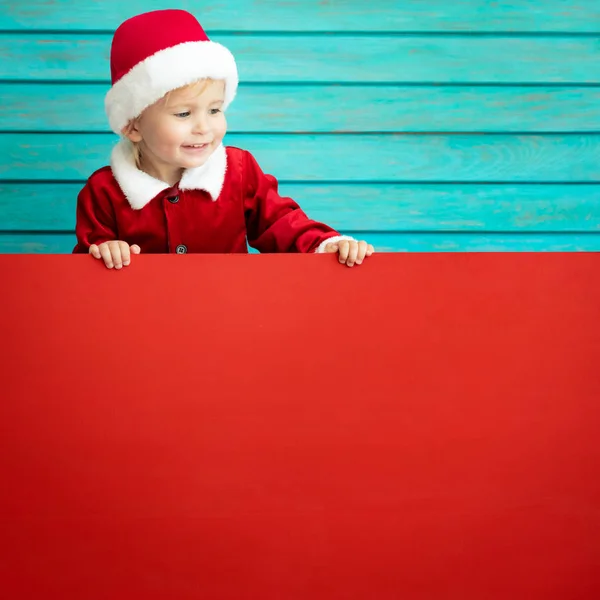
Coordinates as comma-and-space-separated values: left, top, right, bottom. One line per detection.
105, 9, 238, 134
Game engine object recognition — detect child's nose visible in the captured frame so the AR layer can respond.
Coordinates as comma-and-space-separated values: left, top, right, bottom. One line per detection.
193, 115, 209, 134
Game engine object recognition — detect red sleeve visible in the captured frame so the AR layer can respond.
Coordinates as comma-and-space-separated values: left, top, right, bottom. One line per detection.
73, 178, 118, 253
242, 151, 340, 253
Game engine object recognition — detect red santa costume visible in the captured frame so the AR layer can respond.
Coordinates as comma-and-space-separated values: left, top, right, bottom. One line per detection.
73, 9, 353, 255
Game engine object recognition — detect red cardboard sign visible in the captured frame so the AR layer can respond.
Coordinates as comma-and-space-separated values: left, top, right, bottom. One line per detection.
1, 253, 599, 599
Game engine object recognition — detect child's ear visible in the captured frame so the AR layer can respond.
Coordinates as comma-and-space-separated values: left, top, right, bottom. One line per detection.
121, 119, 142, 142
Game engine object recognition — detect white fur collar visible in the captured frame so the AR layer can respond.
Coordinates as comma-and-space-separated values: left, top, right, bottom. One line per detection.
110, 139, 227, 210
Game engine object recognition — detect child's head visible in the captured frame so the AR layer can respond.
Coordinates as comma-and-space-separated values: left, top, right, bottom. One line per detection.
123, 78, 227, 176
105, 10, 237, 173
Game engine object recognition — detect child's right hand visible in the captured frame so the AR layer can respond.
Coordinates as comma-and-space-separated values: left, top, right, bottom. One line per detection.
89, 241, 141, 269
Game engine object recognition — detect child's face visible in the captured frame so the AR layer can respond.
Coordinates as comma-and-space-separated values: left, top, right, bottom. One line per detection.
127, 79, 227, 181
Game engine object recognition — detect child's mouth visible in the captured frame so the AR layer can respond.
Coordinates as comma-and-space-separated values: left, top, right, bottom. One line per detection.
182, 143, 209, 152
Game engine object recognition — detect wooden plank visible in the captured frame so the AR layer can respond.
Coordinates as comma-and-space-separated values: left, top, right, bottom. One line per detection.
0, 233, 77, 253
2, 232, 600, 254
1, 0, 599, 32
2, 133, 599, 182
1, 34, 599, 84
1, 183, 599, 233
363, 232, 600, 252
4, 83, 600, 133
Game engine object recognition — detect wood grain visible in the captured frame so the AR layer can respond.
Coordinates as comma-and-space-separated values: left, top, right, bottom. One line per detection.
3, 83, 600, 133
2, 33, 599, 83
3, 232, 600, 254
1, 1, 598, 254
2, 133, 599, 182
1, 183, 599, 233
1, 0, 598, 32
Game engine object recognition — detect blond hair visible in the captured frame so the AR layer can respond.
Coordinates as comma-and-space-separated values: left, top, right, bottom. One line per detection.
124, 78, 215, 169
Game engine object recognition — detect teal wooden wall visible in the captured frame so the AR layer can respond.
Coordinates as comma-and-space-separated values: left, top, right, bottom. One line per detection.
1, 0, 599, 252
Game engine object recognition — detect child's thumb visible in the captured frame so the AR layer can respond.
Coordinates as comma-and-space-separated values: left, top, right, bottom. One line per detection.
131, 244, 141, 254
324, 243, 339, 253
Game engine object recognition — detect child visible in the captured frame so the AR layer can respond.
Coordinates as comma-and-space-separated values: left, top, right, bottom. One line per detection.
73, 9, 374, 268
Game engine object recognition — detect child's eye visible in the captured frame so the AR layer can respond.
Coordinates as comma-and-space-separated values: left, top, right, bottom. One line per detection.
174, 111, 190, 118
210, 108, 222, 115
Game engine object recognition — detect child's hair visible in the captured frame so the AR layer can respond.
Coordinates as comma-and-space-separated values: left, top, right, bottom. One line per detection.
124, 78, 215, 169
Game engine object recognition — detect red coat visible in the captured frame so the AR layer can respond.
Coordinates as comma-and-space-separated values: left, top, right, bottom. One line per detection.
74, 141, 349, 254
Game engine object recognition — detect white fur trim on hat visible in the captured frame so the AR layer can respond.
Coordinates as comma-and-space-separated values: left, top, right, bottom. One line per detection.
110, 139, 227, 210
105, 41, 238, 134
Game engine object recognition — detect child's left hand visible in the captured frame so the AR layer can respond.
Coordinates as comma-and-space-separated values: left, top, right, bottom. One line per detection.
323, 239, 374, 267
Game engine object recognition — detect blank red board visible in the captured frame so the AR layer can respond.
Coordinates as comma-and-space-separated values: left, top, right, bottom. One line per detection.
1, 253, 599, 599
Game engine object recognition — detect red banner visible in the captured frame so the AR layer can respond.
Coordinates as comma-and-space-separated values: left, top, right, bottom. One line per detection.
1, 253, 599, 599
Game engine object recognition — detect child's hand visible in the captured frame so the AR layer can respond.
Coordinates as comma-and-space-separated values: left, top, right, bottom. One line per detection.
89, 241, 141, 269
323, 239, 374, 267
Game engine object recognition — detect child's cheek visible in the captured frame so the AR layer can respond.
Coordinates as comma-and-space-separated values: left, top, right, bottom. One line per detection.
215, 115, 227, 140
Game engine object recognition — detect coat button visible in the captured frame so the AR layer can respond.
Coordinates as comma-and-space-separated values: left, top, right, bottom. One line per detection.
175, 244, 187, 254
168, 195, 179, 203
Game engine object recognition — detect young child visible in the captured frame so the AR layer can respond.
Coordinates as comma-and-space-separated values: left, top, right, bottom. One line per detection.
73, 9, 374, 268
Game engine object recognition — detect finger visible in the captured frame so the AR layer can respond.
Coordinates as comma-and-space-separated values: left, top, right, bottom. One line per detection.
346, 242, 359, 267
130, 244, 141, 255
338, 240, 350, 263
355, 241, 368, 265
98, 243, 114, 268
323, 243, 339, 253
366, 244, 375, 256
120, 242, 131, 266
110, 242, 124, 269
89, 244, 101, 259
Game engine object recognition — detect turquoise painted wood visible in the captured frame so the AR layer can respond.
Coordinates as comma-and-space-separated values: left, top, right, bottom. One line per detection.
3, 133, 600, 182
2, 33, 599, 84
2, 183, 599, 233
2, 233, 600, 255
3, 83, 600, 133
0, 1, 598, 253
1, 0, 598, 32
